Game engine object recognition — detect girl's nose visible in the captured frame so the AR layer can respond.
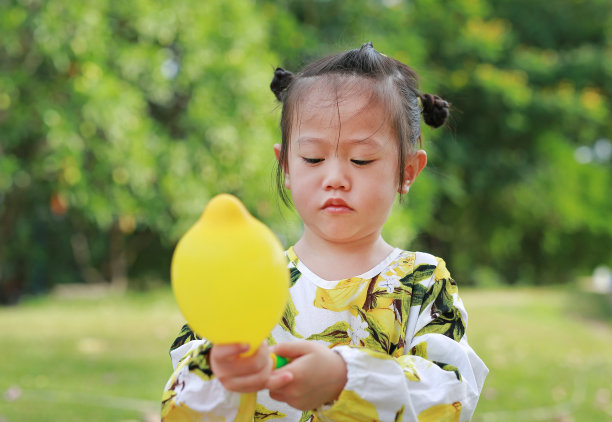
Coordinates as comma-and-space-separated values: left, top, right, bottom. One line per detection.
323, 160, 350, 191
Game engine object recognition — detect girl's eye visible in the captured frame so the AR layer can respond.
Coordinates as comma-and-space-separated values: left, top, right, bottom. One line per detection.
352, 159, 373, 166
302, 157, 323, 164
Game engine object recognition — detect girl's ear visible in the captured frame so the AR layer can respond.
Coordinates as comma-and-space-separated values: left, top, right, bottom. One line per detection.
274, 144, 291, 189
399, 150, 427, 194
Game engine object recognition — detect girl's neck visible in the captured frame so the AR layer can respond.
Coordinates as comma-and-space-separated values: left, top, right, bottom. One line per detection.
293, 233, 394, 281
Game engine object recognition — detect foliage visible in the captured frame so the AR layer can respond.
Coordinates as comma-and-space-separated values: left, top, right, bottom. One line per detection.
0, 0, 281, 301
258, 0, 612, 286
1, 0, 612, 299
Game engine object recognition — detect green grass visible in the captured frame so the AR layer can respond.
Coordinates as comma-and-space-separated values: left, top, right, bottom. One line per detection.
0, 288, 183, 422
0, 286, 611, 421
463, 287, 612, 422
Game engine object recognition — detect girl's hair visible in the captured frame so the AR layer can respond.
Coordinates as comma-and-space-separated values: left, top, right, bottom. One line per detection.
271, 42, 450, 206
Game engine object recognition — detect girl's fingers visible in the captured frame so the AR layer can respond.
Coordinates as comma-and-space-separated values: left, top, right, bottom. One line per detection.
211, 343, 250, 360
266, 370, 294, 390
270, 341, 312, 359
221, 366, 273, 393
217, 353, 270, 378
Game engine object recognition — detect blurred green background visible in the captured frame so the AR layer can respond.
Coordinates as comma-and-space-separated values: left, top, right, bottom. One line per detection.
1, 0, 611, 421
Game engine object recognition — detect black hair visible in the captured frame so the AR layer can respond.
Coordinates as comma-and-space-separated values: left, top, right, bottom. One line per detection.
271, 42, 450, 206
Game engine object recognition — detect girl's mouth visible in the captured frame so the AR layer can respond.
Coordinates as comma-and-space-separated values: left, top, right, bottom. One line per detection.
322, 198, 353, 213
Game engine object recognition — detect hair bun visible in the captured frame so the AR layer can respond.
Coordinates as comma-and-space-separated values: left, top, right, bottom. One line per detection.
270, 67, 294, 102
420, 93, 450, 128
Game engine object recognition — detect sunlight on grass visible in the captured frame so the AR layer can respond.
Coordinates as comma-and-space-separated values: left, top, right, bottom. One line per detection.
0, 286, 610, 421
462, 287, 612, 422
0, 288, 183, 422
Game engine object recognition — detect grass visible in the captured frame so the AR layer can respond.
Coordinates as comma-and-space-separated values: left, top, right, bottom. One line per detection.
463, 286, 612, 422
0, 285, 611, 421
0, 288, 183, 422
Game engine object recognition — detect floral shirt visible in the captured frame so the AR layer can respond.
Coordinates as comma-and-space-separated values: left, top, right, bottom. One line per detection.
161, 248, 488, 421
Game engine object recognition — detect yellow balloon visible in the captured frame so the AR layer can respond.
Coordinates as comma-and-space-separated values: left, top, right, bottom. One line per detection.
171, 194, 289, 352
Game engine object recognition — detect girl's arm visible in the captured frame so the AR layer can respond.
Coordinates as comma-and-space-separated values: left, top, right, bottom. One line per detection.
161, 326, 243, 421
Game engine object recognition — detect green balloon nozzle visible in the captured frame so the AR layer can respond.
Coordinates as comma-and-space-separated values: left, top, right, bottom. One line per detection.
271, 353, 289, 369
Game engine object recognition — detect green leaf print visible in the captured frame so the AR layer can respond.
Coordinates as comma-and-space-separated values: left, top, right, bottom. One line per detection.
187, 343, 214, 381
389, 339, 404, 358
399, 295, 412, 337
433, 361, 462, 381
416, 275, 456, 317
169, 323, 201, 353
400, 264, 436, 291
254, 403, 286, 420
298, 411, 314, 422
280, 297, 303, 338
289, 267, 301, 287
415, 281, 466, 342
266, 334, 277, 346
432, 279, 456, 315
306, 321, 351, 344
161, 389, 180, 419
418, 309, 465, 342
411, 282, 428, 310
410, 341, 428, 359
355, 308, 390, 353
394, 405, 405, 422
361, 275, 380, 311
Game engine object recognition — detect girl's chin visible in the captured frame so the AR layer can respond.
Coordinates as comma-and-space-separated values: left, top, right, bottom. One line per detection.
315, 229, 368, 244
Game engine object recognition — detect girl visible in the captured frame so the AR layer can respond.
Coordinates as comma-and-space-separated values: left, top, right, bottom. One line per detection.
162, 42, 488, 421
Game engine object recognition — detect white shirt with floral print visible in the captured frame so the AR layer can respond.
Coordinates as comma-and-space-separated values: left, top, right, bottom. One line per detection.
162, 248, 488, 421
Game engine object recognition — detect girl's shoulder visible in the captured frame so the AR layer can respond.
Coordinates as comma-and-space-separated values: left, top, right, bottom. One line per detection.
390, 250, 452, 284
392, 249, 445, 270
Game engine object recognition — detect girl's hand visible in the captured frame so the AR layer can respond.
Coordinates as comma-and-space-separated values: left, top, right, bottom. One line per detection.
266, 341, 347, 411
210, 342, 273, 393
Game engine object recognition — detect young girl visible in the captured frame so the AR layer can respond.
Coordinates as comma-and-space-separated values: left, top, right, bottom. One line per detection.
162, 42, 488, 421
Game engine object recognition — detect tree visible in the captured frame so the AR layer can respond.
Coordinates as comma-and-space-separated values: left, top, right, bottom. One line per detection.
0, 0, 281, 301
258, 0, 612, 285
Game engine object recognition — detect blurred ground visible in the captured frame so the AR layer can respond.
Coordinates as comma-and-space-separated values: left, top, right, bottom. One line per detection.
0, 285, 610, 422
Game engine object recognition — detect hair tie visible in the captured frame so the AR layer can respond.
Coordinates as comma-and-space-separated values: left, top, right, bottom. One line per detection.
416, 96, 424, 113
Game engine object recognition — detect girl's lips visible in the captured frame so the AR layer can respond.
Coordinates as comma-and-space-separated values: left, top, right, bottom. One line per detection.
322, 198, 353, 213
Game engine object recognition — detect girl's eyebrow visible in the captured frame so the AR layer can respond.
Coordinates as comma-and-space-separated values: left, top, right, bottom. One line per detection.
346, 137, 383, 146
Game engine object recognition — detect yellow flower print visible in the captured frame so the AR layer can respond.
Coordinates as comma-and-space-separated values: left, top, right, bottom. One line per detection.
314, 279, 369, 314
433, 259, 458, 295
433, 259, 451, 281
417, 401, 462, 422
355, 346, 395, 361
366, 307, 399, 345
162, 399, 226, 421
396, 355, 421, 382
318, 390, 380, 421
254, 403, 286, 420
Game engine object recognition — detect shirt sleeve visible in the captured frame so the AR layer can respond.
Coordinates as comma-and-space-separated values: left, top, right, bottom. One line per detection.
314, 256, 489, 422
161, 324, 242, 421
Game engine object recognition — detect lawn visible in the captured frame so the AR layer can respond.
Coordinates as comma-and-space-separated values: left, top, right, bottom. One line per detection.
0, 285, 610, 421
465, 287, 612, 422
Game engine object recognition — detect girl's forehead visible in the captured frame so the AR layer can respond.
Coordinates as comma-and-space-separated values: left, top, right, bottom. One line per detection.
298, 76, 379, 109
295, 79, 384, 125
289, 79, 397, 149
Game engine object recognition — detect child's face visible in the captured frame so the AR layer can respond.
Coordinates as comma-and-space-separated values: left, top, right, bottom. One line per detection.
277, 82, 417, 245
